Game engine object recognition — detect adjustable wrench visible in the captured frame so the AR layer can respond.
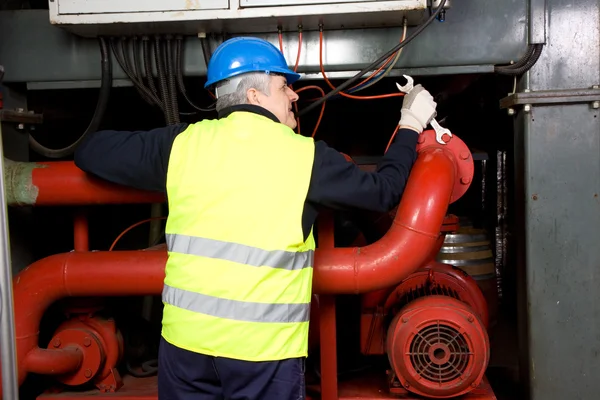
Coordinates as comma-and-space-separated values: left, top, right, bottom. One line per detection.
396, 75, 452, 145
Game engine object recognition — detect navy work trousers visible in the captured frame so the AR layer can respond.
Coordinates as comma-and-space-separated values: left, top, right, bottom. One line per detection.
158, 337, 306, 400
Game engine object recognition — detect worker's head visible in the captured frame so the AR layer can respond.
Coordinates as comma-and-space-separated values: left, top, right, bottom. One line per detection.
205, 37, 301, 129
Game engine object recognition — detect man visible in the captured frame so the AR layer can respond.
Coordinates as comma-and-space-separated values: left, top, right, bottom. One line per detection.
74, 36, 437, 400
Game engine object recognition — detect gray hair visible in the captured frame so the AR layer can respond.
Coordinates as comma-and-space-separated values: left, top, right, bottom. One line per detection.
215, 72, 272, 112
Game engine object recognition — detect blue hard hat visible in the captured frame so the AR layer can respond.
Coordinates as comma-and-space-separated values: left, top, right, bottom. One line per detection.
204, 37, 301, 89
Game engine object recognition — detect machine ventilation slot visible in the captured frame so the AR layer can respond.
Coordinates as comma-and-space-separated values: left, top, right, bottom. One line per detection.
396, 284, 461, 310
408, 322, 473, 384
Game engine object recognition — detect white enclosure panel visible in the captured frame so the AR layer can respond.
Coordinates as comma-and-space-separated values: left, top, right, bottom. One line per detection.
48, 0, 427, 37
58, 0, 229, 15
240, 0, 377, 6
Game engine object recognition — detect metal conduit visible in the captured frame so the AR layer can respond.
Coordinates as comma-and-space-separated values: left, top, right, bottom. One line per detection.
0, 123, 20, 400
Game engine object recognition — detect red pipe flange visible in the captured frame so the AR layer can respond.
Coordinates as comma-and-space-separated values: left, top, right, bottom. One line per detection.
43, 316, 124, 391
386, 295, 489, 398
416, 129, 474, 203
48, 327, 104, 386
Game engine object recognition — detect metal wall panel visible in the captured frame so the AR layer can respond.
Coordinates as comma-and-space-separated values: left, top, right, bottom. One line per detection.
514, 0, 600, 398
0, 0, 527, 84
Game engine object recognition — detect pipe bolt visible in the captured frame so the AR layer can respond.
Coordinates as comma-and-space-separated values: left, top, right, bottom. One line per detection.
402, 317, 409, 323
84, 369, 93, 378
417, 134, 426, 144
459, 151, 470, 160
468, 315, 474, 323
53, 338, 61, 348
83, 337, 91, 347
460, 177, 471, 185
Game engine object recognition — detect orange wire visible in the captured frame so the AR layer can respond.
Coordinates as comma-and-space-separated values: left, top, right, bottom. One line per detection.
280, 30, 305, 134
385, 125, 400, 153
296, 85, 326, 138
109, 216, 167, 251
319, 31, 405, 100
278, 31, 284, 53
293, 31, 302, 72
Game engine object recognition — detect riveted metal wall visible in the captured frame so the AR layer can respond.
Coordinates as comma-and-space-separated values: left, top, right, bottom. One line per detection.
511, 0, 600, 398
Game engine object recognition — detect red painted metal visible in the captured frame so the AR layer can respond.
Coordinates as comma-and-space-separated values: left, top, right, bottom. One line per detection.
319, 295, 338, 400
386, 296, 489, 398
313, 129, 473, 294
24, 348, 83, 376
334, 373, 497, 400
31, 161, 165, 205
360, 262, 489, 356
73, 211, 89, 251
37, 376, 158, 399
415, 131, 474, 204
46, 316, 124, 391
384, 262, 489, 328
317, 212, 338, 400
360, 215, 460, 313
4, 251, 166, 391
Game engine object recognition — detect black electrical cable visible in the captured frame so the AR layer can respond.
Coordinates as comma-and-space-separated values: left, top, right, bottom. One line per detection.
495, 44, 544, 76
110, 38, 161, 108
176, 36, 216, 113
120, 38, 152, 105
154, 36, 174, 124
165, 36, 181, 123
510, 44, 543, 74
142, 37, 162, 109
298, 0, 447, 117
131, 37, 156, 106
200, 36, 212, 70
114, 38, 148, 103
28, 37, 112, 158
495, 44, 536, 72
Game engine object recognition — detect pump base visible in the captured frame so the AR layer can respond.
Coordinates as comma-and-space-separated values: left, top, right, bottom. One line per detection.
37, 373, 496, 400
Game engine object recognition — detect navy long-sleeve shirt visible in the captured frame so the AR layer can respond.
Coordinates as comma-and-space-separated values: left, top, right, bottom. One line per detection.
74, 104, 418, 241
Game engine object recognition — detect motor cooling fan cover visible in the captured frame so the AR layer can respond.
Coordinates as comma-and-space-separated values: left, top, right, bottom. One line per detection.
386, 295, 490, 398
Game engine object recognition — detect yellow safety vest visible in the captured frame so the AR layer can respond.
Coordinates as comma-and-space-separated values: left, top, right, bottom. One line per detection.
161, 111, 316, 361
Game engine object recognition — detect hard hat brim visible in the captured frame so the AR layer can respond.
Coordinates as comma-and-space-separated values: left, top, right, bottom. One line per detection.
205, 68, 301, 89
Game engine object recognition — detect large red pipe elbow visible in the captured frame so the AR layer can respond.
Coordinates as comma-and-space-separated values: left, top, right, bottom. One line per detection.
312, 146, 456, 294
8, 251, 167, 388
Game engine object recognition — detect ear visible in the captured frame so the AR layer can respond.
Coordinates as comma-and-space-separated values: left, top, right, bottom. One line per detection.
246, 88, 261, 105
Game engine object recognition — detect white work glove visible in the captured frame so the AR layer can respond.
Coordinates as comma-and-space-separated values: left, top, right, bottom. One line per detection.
398, 84, 437, 133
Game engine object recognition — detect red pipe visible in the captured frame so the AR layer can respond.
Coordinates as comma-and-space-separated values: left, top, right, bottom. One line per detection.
6, 251, 166, 389
5, 159, 165, 206
317, 213, 338, 400
319, 296, 338, 400
73, 211, 89, 251
312, 146, 456, 294
24, 347, 83, 375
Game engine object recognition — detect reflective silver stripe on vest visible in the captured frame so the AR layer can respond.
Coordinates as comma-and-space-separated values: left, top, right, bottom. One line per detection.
162, 284, 310, 323
166, 233, 313, 271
